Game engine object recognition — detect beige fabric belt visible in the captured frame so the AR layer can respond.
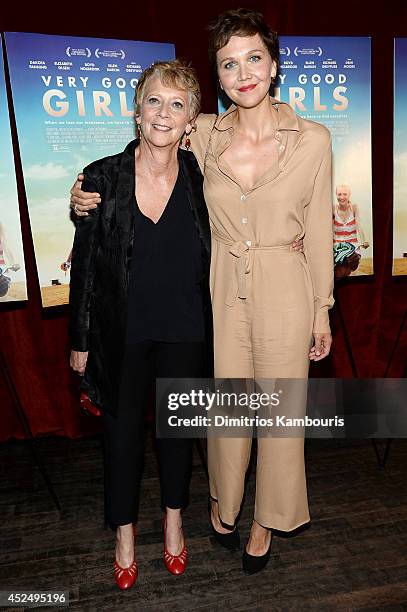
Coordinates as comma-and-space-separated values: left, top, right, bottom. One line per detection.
212, 232, 296, 305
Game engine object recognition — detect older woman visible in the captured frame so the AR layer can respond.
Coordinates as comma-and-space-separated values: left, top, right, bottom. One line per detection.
71, 8, 331, 577
0, 221, 21, 298
333, 184, 369, 278
69, 60, 213, 589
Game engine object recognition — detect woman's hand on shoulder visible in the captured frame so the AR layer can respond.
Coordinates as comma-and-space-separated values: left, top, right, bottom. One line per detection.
70, 350, 89, 375
70, 173, 101, 217
309, 333, 332, 361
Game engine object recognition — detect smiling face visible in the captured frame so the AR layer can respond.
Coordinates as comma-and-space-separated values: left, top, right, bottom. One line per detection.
216, 33, 277, 109
336, 185, 351, 205
136, 75, 192, 148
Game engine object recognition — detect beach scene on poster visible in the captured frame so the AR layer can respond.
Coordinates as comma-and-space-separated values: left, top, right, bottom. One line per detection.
0, 44, 27, 303
5, 33, 175, 306
219, 36, 373, 278
393, 38, 407, 276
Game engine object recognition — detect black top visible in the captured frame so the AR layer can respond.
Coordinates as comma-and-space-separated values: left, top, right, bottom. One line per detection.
125, 169, 205, 343
70, 141, 213, 415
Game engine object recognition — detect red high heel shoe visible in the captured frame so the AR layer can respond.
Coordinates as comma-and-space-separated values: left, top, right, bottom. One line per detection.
163, 516, 188, 575
114, 525, 138, 590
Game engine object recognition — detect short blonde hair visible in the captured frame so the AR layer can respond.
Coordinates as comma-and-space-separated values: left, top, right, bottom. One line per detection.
135, 59, 201, 120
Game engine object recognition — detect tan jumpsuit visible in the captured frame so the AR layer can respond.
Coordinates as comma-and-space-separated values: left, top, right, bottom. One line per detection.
190, 97, 334, 531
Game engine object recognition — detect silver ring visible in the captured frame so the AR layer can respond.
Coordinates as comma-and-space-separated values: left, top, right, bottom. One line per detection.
74, 204, 79, 212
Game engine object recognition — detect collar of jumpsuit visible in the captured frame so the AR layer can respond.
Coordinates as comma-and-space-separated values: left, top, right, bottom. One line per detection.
208, 96, 304, 304
214, 95, 301, 132
212, 96, 302, 194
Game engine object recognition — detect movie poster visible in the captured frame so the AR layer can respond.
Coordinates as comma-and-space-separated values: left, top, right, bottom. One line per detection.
393, 38, 407, 276
0, 42, 27, 302
5, 33, 175, 306
218, 36, 373, 278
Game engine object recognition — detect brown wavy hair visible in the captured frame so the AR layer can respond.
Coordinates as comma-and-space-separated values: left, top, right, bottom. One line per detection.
208, 8, 279, 78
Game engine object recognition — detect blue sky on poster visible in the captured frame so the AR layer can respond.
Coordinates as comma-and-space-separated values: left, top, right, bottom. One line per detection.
394, 38, 407, 260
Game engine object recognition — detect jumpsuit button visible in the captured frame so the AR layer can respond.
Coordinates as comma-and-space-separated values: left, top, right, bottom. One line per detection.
279, 144, 285, 151
242, 217, 248, 224
275, 131, 282, 140
240, 194, 246, 201
246, 240, 252, 247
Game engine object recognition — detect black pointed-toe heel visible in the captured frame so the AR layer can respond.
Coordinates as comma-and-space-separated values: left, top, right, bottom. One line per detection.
242, 535, 272, 575
208, 497, 240, 551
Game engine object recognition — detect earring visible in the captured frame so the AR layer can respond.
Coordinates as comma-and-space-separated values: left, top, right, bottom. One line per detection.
136, 124, 141, 139
185, 124, 196, 150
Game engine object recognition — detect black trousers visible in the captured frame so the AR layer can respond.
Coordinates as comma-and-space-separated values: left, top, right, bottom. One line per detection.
103, 340, 204, 528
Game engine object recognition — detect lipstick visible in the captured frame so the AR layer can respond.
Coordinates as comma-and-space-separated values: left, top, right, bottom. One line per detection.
238, 84, 257, 92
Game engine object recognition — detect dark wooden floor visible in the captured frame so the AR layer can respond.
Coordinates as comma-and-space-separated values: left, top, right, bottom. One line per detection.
0, 434, 406, 611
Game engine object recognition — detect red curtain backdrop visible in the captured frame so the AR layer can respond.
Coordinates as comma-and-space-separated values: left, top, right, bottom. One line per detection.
1, 1, 406, 440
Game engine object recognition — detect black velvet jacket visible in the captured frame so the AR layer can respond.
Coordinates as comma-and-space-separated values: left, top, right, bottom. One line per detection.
69, 139, 213, 416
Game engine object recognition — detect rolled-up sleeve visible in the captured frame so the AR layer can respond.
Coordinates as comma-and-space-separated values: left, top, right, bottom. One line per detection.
303, 136, 335, 334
